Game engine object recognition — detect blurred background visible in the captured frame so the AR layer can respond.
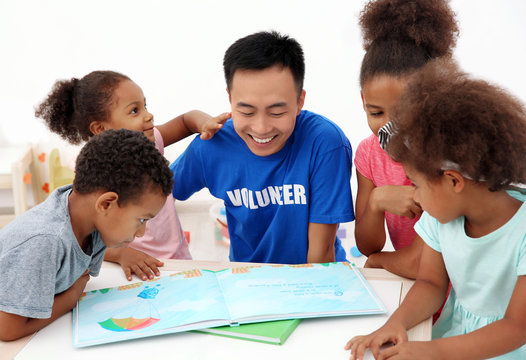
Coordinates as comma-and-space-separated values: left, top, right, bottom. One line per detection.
1, 0, 525, 260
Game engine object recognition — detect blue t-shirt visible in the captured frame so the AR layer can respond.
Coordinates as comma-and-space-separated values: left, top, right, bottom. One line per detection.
171, 110, 354, 264
0, 185, 106, 318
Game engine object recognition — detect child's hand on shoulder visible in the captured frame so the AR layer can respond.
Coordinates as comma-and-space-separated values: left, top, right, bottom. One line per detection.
372, 185, 422, 219
199, 112, 230, 140
114, 247, 164, 281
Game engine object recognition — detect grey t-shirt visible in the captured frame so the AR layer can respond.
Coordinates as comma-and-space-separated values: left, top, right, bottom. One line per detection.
0, 185, 106, 318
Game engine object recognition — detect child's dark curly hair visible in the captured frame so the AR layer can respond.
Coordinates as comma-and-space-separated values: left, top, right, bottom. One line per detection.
387, 59, 526, 192
359, 0, 459, 86
74, 129, 173, 204
35, 71, 130, 144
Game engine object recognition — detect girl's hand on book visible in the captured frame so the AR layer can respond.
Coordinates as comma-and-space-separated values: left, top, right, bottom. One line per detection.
345, 321, 407, 360
116, 247, 164, 281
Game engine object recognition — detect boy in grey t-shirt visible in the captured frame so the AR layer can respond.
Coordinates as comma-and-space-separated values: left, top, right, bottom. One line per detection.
0, 129, 173, 341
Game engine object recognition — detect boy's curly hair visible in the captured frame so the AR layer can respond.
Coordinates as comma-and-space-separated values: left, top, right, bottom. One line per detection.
35, 71, 130, 144
74, 129, 173, 204
359, 0, 459, 85
387, 59, 526, 191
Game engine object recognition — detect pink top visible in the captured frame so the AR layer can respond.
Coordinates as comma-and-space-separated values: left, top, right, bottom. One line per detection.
354, 134, 419, 250
128, 128, 191, 259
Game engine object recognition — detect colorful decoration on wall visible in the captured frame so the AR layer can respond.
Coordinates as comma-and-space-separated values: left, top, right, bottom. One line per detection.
23, 172, 32, 185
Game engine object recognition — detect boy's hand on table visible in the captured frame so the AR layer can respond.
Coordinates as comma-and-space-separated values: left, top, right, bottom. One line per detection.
115, 247, 164, 281
199, 112, 230, 140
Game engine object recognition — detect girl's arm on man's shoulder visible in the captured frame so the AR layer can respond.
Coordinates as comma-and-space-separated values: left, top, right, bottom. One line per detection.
156, 110, 230, 146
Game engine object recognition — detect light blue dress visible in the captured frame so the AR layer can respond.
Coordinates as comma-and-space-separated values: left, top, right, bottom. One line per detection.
415, 199, 526, 359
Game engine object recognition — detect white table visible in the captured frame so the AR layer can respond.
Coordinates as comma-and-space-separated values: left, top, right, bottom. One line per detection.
1, 260, 431, 360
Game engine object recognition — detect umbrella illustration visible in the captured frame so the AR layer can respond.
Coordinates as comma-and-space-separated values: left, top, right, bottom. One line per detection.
99, 284, 162, 332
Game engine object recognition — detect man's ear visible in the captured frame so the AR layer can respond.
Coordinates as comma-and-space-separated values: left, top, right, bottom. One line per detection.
89, 121, 106, 135
226, 87, 231, 104
443, 170, 465, 193
95, 192, 119, 214
296, 89, 306, 115
360, 90, 367, 111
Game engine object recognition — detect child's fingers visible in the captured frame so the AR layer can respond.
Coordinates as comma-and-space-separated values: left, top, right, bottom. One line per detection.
200, 131, 214, 140
344, 337, 356, 350
200, 125, 223, 140
410, 203, 423, 217
376, 343, 398, 360
133, 263, 154, 281
345, 336, 366, 360
216, 112, 231, 123
153, 258, 164, 267
146, 260, 162, 277
351, 341, 369, 360
123, 267, 133, 281
369, 339, 386, 358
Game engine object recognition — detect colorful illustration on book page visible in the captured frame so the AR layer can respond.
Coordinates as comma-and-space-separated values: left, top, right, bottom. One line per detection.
74, 270, 231, 347
98, 284, 161, 332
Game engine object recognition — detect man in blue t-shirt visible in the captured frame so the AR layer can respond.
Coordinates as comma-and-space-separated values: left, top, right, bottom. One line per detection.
171, 31, 354, 264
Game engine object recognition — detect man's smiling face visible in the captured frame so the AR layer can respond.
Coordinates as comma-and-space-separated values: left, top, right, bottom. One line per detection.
229, 65, 305, 157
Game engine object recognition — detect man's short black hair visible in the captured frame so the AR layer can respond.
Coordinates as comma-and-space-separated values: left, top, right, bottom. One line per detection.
74, 129, 173, 204
223, 30, 305, 96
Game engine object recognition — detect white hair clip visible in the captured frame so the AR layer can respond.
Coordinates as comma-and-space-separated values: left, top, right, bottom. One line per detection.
378, 121, 396, 150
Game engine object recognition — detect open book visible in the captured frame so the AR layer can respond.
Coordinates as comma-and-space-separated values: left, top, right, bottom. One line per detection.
73, 262, 385, 347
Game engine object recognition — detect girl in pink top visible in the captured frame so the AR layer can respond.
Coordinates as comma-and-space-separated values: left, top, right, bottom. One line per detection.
355, 134, 417, 250
125, 127, 190, 260
36, 70, 229, 281
354, 0, 459, 279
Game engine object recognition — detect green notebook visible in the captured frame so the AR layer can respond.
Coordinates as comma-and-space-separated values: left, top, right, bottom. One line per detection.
195, 319, 301, 345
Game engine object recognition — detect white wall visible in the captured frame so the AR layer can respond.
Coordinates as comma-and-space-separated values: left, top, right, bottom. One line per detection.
1, 0, 525, 203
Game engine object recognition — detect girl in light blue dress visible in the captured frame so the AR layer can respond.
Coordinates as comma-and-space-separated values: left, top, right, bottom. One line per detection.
346, 59, 526, 360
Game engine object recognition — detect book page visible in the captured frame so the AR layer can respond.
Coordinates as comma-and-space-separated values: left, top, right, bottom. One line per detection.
74, 269, 230, 347
216, 262, 385, 322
